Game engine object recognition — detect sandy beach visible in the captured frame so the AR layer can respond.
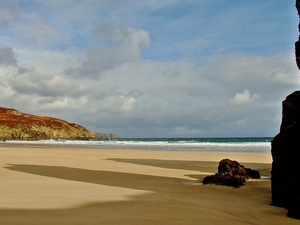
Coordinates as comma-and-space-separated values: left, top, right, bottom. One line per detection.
0, 144, 297, 225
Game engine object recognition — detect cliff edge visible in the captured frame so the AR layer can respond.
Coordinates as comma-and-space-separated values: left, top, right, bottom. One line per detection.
0, 107, 97, 140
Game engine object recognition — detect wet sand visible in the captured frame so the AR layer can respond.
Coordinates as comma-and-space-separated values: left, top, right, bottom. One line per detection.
0, 144, 297, 225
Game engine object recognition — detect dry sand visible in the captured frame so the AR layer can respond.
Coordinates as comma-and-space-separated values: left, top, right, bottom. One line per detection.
0, 144, 297, 225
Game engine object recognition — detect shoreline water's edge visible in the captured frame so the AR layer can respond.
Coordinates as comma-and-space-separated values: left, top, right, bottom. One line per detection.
1, 137, 272, 152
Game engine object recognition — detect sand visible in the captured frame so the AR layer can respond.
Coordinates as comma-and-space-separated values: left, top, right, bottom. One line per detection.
0, 144, 297, 225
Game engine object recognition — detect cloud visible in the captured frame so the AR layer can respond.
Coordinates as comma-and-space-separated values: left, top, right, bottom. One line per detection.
103, 95, 136, 113
14, 13, 69, 47
76, 51, 293, 137
228, 90, 261, 106
0, 2, 68, 48
0, 1, 297, 137
0, 46, 17, 67
1, 44, 293, 137
199, 52, 298, 100
93, 22, 137, 43
38, 96, 87, 112
0, 0, 20, 25
65, 23, 150, 78
10, 69, 87, 97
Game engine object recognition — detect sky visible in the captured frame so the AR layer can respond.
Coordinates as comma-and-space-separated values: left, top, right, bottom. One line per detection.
0, 0, 299, 138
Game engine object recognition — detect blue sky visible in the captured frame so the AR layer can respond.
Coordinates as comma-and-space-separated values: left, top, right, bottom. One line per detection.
0, 0, 299, 138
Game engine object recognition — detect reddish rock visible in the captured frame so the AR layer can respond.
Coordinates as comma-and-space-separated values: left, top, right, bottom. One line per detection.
0, 106, 96, 140
203, 158, 260, 187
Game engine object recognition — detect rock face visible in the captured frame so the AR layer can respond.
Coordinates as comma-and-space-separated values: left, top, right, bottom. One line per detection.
0, 107, 97, 140
271, 91, 300, 219
270, 1, 300, 219
94, 132, 120, 139
203, 158, 260, 187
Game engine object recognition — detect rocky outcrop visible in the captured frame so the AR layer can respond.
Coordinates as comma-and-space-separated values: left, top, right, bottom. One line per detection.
271, 91, 300, 219
94, 132, 119, 139
203, 158, 260, 187
0, 107, 97, 140
270, 1, 300, 219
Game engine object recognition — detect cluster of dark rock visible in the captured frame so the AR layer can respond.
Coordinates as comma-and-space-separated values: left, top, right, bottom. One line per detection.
203, 158, 260, 187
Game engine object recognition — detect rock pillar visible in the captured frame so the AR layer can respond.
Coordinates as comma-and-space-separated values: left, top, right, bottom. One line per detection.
271, 1, 300, 219
271, 91, 300, 219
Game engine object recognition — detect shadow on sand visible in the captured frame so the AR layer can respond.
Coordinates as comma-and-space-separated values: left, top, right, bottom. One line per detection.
106, 158, 271, 177
1, 160, 272, 225
5, 164, 194, 193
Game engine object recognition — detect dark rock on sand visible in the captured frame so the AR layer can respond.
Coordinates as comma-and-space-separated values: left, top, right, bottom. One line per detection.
271, 91, 300, 219
203, 158, 260, 187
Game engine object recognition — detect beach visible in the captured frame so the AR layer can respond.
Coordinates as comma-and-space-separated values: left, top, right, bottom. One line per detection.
0, 143, 297, 225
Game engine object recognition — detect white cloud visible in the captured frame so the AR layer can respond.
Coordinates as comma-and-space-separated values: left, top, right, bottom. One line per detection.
271, 68, 297, 84
103, 96, 136, 113
38, 97, 83, 111
228, 90, 261, 106
66, 23, 150, 78
10, 70, 87, 97
0, 81, 14, 99
15, 48, 81, 74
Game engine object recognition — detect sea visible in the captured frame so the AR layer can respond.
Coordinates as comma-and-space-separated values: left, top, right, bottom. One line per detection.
5, 137, 273, 153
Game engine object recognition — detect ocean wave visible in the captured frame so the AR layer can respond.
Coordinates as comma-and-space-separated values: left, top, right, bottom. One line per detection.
5, 138, 272, 149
